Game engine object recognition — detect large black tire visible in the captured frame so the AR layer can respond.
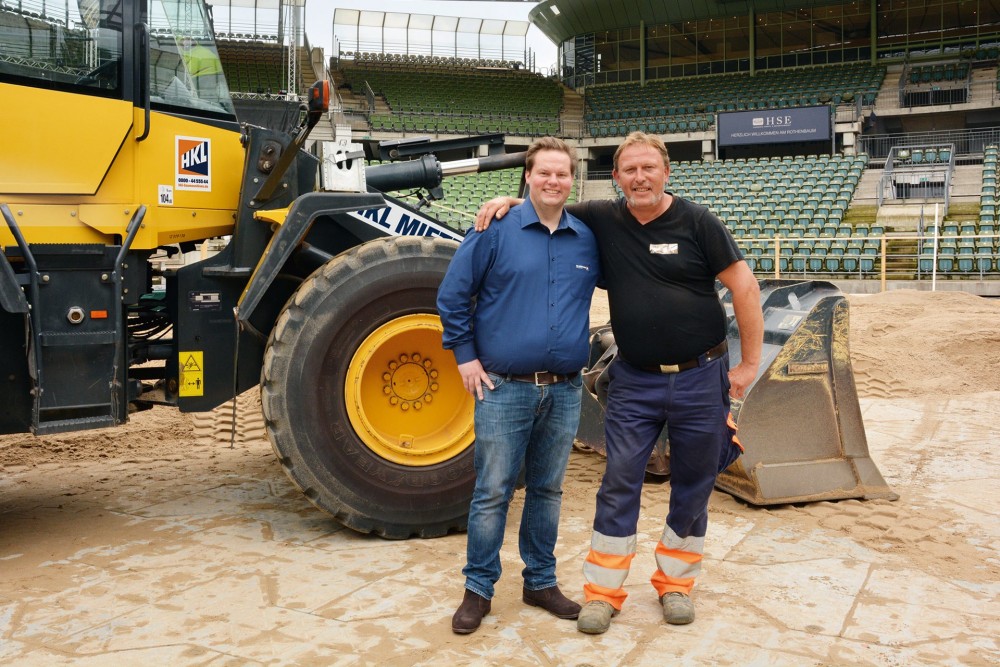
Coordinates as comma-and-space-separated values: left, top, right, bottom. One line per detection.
261, 236, 476, 538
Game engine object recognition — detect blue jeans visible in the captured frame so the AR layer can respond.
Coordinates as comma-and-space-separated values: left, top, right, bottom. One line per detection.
463, 372, 583, 600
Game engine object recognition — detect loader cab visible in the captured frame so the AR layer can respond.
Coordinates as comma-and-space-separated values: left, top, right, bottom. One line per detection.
0, 0, 235, 119
2, 0, 245, 232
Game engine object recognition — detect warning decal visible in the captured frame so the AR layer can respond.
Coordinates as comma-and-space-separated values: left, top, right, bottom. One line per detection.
179, 351, 204, 397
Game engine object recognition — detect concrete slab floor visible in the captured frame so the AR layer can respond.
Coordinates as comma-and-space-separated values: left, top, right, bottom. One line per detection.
0, 392, 997, 666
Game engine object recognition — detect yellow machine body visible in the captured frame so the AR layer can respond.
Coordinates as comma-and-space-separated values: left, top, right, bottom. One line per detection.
0, 84, 242, 249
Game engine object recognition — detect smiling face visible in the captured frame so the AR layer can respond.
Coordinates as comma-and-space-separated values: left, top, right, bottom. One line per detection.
613, 144, 671, 214
525, 149, 574, 213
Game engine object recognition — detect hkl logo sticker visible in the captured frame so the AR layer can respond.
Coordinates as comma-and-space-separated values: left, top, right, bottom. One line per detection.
176, 136, 211, 191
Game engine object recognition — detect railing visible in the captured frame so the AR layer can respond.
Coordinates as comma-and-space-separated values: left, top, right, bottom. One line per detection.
892, 74, 998, 110
877, 144, 955, 212
365, 109, 560, 137
739, 233, 1000, 290
859, 126, 1000, 161
363, 80, 375, 114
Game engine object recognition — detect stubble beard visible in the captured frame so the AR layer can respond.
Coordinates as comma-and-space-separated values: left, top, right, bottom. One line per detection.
627, 190, 663, 208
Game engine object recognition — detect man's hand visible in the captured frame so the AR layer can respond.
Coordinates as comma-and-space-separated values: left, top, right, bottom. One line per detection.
458, 359, 495, 400
474, 196, 521, 232
728, 361, 757, 400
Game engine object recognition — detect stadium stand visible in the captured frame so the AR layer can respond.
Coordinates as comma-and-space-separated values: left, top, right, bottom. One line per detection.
584, 62, 886, 138
320, 2, 999, 289
668, 154, 875, 276
216, 40, 288, 95
337, 59, 563, 137
978, 145, 999, 273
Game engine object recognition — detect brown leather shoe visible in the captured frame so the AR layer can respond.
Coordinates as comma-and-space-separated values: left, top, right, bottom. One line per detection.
452, 589, 491, 634
522, 585, 582, 620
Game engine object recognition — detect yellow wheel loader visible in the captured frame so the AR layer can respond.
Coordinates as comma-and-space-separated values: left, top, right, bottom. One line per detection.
0, 0, 522, 538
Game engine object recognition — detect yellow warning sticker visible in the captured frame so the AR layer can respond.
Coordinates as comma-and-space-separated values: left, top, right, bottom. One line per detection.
179, 351, 204, 397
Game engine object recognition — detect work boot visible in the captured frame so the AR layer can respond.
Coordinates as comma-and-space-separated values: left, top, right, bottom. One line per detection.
451, 589, 491, 635
522, 585, 581, 619
660, 592, 695, 625
576, 600, 618, 634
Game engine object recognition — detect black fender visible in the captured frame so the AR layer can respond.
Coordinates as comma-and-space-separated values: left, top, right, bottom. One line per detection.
236, 191, 385, 324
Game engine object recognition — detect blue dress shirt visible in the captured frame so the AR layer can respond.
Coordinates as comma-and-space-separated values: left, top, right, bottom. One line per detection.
437, 199, 601, 375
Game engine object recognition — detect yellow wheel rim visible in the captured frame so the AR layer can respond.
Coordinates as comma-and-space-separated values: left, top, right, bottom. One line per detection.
345, 313, 475, 466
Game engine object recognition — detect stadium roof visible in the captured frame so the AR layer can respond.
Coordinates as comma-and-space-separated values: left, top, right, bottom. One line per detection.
333, 9, 529, 38
528, 0, 849, 44
210, 0, 305, 7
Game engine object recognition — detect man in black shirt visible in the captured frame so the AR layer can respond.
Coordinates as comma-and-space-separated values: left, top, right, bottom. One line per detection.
475, 132, 763, 634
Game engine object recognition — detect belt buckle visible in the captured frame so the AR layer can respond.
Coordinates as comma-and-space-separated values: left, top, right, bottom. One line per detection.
658, 364, 680, 374
534, 371, 552, 385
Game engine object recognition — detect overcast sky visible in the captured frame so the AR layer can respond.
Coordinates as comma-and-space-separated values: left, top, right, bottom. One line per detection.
303, 1, 559, 72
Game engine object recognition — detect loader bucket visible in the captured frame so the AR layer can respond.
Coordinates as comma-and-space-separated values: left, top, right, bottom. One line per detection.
575, 279, 897, 506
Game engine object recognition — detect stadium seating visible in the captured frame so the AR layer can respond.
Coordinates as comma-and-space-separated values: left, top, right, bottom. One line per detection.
669, 154, 873, 276
340, 60, 562, 137
977, 145, 1000, 273
348, 51, 522, 70
583, 62, 885, 138
217, 40, 289, 95
913, 144, 999, 277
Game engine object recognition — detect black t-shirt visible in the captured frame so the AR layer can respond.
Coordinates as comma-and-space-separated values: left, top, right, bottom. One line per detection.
567, 196, 743, 366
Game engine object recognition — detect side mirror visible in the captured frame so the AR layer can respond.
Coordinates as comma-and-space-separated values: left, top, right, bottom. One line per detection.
306, 80, 330, 129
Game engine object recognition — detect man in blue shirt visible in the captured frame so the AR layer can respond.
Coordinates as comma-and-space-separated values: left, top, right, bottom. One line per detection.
438, 137, 601, 634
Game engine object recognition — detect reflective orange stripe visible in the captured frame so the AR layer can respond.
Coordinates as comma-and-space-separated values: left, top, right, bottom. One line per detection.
583, 581, 628, 609
585, 549, 635, 571
650, 570, 695, 596
653, 542, 703, 564
727, 411, 744, 452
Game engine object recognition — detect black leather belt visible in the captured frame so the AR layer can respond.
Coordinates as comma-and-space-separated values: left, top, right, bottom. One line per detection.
506, 370, 580, 385
632, 340, 728, 374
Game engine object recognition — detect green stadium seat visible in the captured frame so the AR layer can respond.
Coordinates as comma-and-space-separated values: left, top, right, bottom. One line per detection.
918, 247, 935, 273
975, 252, 994, 273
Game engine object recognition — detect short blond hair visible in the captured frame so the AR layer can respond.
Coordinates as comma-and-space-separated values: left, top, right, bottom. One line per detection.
613, 132, 670, 171
525, 136, 577, 176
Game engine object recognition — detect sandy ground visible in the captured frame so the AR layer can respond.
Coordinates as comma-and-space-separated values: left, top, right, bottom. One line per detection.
1, 289, 998, 666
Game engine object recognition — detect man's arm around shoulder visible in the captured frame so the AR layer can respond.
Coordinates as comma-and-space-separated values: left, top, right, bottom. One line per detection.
474, 197, 596, 232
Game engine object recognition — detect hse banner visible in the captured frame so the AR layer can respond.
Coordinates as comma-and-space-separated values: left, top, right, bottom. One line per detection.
717, 105, 831, 147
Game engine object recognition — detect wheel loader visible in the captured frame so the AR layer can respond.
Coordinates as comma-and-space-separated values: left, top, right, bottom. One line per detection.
1, 0, 894, 542
0, 0, 526, 538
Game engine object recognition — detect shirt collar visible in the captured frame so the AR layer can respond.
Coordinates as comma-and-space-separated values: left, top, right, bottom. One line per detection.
516, 198, 583, 235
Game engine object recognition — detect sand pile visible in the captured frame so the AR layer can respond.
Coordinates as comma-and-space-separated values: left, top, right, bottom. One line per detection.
847, 290, 1000, 398
589, 288, 1000, 399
